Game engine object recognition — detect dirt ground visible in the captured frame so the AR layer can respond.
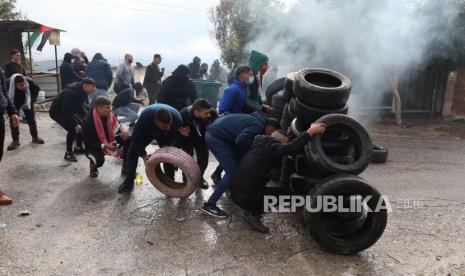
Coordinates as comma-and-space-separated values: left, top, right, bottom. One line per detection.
1, 113, 465, 276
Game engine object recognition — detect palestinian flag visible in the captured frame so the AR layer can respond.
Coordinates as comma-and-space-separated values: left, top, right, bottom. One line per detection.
28, 25, 54, 51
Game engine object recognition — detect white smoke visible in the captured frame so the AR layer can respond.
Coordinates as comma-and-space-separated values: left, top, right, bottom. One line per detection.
248, 0, 460, 111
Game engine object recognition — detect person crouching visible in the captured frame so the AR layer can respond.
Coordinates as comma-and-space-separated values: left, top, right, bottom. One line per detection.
82, 96, 130, 177
229, 123, 326, 233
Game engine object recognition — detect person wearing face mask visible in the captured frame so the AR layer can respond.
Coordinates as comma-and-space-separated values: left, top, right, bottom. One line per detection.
219, 65, 254, 115
60, 53, 83, 89
188, 56, 202, 79
157, 64, 198, 111
246, 50, 272, 114
114, 53, 135, 93
180, 98, 218, 189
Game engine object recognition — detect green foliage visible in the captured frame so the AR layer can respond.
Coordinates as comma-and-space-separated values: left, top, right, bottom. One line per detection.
209, 0, 282, 69
0, 0, 21, 20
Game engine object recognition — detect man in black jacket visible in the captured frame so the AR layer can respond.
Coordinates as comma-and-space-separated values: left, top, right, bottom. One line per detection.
230, 124, 326, 233
0, 69, 19, 206
6, 75, 44, 150
83, 97, 130, 177
180, 99, 218, 189
188, 56, 201, 79
4, 49, 26, 79
50, 78, 96, 161
60, 53, 82, 89
143, 54, 164, 104
157, 65, 198, 111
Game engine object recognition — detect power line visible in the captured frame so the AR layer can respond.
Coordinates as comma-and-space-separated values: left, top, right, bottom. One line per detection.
68, 0, 206, 17
124, 0, 208, 12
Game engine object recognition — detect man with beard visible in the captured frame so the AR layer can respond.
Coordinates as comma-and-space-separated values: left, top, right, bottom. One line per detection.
6, 75, 44, 151
117, 104, 190, 193
180, 98, 218, 189
114, 53, 135, 93
157, 65, 198, 111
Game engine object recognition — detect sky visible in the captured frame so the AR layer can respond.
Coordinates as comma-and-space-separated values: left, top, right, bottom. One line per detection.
16, 0, 221, 69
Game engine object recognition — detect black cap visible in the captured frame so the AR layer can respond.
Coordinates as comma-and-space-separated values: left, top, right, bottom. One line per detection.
81, 77, 96, 85
154, 54, 162, 59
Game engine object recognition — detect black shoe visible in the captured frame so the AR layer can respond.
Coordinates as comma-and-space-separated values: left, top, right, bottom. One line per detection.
243, 211, 269, 233
118, 178, 134, 193
64, 152, 78, 162
201, 203, 228, 218
211, 171, 221, 186
199, 178, 209, 190
90, 162, 98, 178
74, 147, 85, 155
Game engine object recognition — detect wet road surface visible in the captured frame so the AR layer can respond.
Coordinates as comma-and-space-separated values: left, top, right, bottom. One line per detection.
1, 116, 464, 275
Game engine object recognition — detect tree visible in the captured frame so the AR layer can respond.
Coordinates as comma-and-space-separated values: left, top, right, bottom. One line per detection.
210, 0, 281, 69
0, 0, 21, 20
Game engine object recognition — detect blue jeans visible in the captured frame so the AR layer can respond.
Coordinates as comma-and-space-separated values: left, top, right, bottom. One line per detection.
88, 89, 108, 107
205, 131, 237, 206
113, 103, 140, 124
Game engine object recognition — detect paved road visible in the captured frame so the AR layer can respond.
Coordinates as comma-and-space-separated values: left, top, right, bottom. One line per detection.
0, 116, 464, 275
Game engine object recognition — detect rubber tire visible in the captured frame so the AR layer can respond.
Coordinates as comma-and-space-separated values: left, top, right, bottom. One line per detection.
305, 114, 373, 175
280, 103, 295, 131
283, 72, 297, 102
265, 77, 285, 105
303, 174, 388, 255
372, 145, 389, 164
290, 97, 348, 125
290, 174, 322, 195
271, 90, 285, 121
146, 147, 201, 198
293, 68, 351, 109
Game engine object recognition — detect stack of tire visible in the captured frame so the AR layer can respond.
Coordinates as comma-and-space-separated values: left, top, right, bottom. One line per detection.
271, 68, 388, 255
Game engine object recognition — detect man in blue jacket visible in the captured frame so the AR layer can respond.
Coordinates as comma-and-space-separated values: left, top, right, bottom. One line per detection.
201, 113, 280, 217
219, 65, 271, 115
118, 103, 190, 193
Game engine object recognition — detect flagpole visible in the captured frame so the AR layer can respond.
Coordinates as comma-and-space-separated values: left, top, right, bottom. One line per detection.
26, 21, 33, 78
55, 45, 60, 94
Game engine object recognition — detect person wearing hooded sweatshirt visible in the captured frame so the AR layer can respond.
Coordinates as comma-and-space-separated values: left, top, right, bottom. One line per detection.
86, 53, 114, 106
246, 50, 270, 113
60, 53, 82, 89
6, 75, 44, 151
50, 78, 96, 162
0, 69, 19, 205
157, 65, 198, 111
188, 56, 202, 79
71, 48, 89, 77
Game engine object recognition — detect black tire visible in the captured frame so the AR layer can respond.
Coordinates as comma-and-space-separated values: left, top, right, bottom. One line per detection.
283, 72, 297, 102
145, 147, 201, 198
372, 145, 389, 164
290, 97, 348, 125
293, 68, 351, 109
279, 156, 295, 188
290, 117, 305, 137
265, 77, 285, 105
271, 90, 285, 121
305, 114, 373, 175
295, 154, 331, 178
303, 175, 388, 255
280, 103, 295, 130
290, 174, 322, 195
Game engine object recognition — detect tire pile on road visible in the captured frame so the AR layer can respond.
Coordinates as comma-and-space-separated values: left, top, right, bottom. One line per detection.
265, 68, 389, 255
